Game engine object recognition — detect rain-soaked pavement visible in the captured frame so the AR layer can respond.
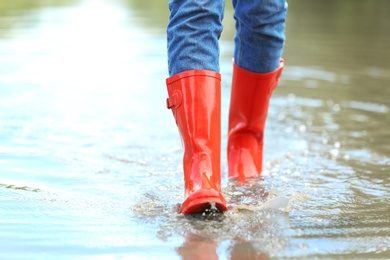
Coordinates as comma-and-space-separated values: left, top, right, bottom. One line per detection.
1, 0, 389, 259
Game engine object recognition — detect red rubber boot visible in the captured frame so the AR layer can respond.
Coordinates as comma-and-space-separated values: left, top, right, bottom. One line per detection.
166, 70, 228, 214
228, 59, 284, 182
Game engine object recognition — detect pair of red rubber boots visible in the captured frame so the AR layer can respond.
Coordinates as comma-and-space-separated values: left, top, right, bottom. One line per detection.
166, 60, 284, 214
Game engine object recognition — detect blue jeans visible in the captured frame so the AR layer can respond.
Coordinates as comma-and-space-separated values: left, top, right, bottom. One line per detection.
167, 0, 287, 76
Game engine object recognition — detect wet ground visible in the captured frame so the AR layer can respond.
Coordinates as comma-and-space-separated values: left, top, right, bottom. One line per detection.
1, 0, 390, 259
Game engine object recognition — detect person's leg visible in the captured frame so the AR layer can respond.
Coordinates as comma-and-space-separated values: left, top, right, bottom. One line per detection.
167, 0, 224, 76
233, 0, 287, 73
166, 0, 227, 214
228, 0, 287, 181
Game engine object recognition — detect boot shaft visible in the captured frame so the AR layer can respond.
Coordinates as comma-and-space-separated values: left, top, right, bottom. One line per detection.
229, 60, 284, 136
166, 70, 221, 162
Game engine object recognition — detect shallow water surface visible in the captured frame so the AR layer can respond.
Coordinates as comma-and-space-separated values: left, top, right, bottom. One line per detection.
1, 0, 390, 259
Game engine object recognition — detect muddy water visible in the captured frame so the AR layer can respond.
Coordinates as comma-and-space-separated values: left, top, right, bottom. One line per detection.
1, 0, 389, 259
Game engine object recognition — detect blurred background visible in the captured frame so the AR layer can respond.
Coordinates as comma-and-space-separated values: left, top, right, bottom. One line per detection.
1, 0, 389, 259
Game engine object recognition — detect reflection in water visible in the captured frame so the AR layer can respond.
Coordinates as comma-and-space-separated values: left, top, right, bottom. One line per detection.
177, 234, 219, 260
1, 0, 390, 259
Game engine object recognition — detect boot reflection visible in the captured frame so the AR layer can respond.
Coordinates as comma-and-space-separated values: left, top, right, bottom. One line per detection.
177, 233, 218, 260
230, 241, 269, 260
177, 234, 269, 260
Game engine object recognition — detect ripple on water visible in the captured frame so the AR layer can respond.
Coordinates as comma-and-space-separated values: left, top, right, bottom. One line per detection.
0, 179, 139, 251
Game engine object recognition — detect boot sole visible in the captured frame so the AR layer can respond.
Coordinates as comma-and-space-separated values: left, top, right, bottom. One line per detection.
180, 189, 228, 215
